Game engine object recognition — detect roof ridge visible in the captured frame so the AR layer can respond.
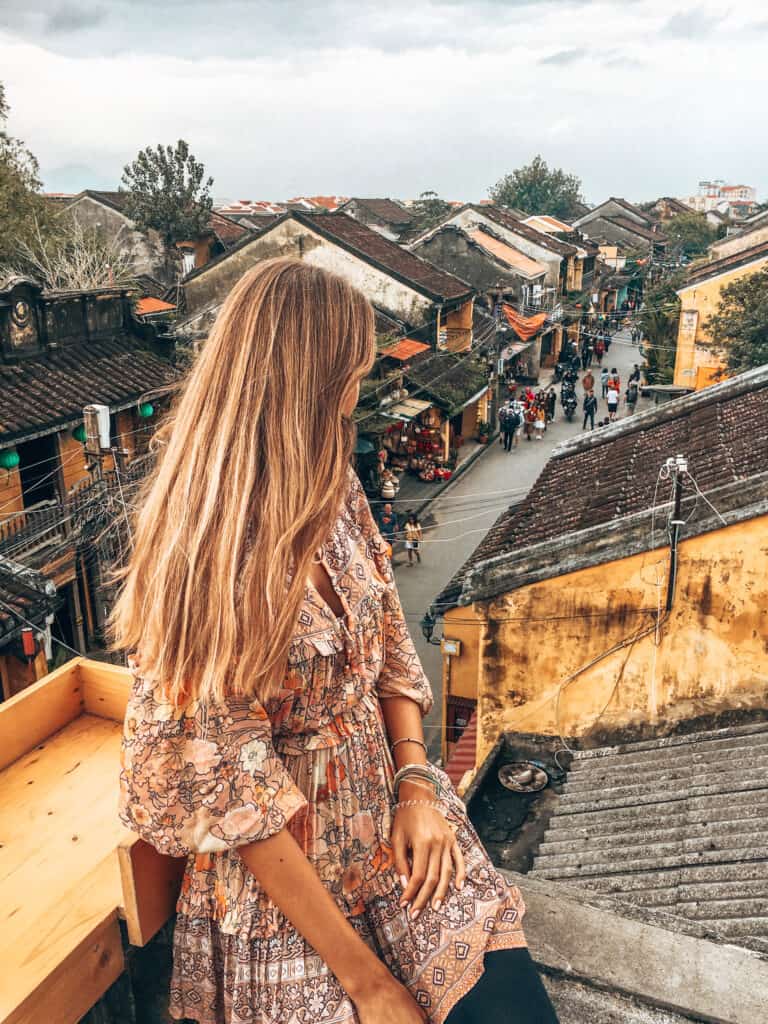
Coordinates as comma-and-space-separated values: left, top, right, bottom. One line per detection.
683, 238, 768, 285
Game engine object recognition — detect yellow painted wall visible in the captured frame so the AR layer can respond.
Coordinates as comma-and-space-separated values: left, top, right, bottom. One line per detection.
445, 515, 768, 769
674, 256, 768, 387
443, 299, 474, 353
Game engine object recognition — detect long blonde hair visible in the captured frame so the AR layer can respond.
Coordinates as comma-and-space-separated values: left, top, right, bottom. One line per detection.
106, 257, 376, 706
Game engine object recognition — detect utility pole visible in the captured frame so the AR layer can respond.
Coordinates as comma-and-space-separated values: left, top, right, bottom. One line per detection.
665, 454, 688, 613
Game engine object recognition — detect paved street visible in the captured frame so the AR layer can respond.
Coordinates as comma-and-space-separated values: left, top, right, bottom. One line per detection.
392, 328, 649, 760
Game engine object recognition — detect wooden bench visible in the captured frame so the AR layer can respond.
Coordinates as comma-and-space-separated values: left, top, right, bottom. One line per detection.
0, 658, 184, 1024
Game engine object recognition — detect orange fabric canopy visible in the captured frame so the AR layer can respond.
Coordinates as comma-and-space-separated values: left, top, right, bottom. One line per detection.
381, 338, 430, 361
136, 297, 176, 316
501, 304, 548, 341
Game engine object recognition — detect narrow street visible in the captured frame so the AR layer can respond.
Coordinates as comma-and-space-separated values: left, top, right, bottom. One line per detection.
392, 328, 649, 759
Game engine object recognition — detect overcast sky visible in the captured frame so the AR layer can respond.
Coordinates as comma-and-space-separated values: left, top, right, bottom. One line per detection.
0, 0, 765, 204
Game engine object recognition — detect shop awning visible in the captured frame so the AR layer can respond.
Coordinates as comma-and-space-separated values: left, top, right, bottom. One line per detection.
501, 304, 548, 341
383, 398, 433, 420
380, 338, 430, 361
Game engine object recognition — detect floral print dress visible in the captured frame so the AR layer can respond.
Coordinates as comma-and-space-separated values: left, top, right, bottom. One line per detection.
118, 470, 527, 1024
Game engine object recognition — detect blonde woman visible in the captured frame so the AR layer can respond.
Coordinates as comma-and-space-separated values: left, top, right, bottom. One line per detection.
112, 258, 557, 1024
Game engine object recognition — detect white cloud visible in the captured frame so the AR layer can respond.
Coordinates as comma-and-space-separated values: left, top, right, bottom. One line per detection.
0, 0, 765, 202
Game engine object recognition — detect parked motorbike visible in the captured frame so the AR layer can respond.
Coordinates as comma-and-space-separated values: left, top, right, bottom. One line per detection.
563, 393, 578, 421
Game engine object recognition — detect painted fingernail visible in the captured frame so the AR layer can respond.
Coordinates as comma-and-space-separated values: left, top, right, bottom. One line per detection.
410, 907, 421, 920
399, 874, 408, 889
433, 899, 442, 911
399, 897, 409, 907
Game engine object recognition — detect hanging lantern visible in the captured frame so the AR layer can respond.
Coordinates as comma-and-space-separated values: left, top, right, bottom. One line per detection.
72, 424, 87, 443
0, 448, 20, 470
138, 402, 154, 418
21, 627, 37, 658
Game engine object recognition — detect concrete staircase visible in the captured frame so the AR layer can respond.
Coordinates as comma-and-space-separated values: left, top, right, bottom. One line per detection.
529, 721, 768, 955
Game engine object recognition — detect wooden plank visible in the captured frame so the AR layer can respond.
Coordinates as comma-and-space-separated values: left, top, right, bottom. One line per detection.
79, 659, 133, 722
118, 835, 185, 947
0, 659, 84, 771
0, 855, 124, 1024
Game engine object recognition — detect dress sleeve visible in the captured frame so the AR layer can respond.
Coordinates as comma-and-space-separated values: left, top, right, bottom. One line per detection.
348, 469, 434, 716
119, 665, 308, 858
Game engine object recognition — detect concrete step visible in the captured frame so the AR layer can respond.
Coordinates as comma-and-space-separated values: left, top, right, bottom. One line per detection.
552, 776, 768, 817
561, 763, 768, 805
539, 815, 768, 855
569, 721, 768, 768
676, 898, 768, 922
534, 827, 768, 873
573, 861, 768, 895
530, 845, 768, 881
594, 877, 768, 910
689, 917, 768, 940
563, 746, 768, 795
541, 791, 768, 841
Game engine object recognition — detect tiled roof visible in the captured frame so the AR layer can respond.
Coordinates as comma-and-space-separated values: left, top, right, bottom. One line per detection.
0, 561, 60, 643
347, 198, 413, 226
682, 239, 768, 288
404, 352, 489, 414
523, 214, 574, 233
436, 365, 768, 608
654, 197, 695, 216
606, 216, 666, 244
73, 190, 128, 213
468, 229, 548, 278
0, 337, 180, 442
530, 720, 768, 955
380, 338, 430, 361
606, 197, 654, 225
473, 205, 578, 258
208, 211, 249, 246
297, 212, 473, 302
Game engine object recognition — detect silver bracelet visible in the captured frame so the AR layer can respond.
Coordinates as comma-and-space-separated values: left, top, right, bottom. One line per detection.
391, 736, 428, 753
393, 763, 445, 801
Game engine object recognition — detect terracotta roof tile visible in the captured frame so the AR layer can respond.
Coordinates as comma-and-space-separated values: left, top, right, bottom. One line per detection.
473, 205, 579, 258
682, 239, 768, 288
347, 198, 413, 226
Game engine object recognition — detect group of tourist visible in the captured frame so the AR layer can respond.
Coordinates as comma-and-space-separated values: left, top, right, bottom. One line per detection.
582, 363, 642, 429
499, 385, 559, 449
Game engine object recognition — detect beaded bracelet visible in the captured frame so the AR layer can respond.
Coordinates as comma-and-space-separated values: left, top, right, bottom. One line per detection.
393, 762, 446, 801
393, 798, 447, 815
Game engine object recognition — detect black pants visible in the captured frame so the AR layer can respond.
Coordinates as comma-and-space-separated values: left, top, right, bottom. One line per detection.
583, 411, 594, 430
445, 949, 559, 1024
503, 430, 514, 451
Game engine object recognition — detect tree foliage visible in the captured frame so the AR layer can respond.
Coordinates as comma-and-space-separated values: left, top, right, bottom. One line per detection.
120, 140, 214, 249
665, 212, 718, 258
410, 190, 452, 233
0, 82, 55, 266
704, 268, 768, 376
489, 155, 585, 221
638, 272, 684, 385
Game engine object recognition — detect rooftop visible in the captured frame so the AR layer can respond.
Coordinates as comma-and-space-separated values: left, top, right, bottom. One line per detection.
473, 205, 579, 259
344, 197, 413, 226
467, 229, 548, 279
435, 364, 768, 609
522, 214, 575, 234
681, 238, 768, 288
606, 216, 666, 243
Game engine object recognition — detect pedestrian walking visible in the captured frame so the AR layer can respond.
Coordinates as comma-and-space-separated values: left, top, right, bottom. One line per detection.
523, 403, 536, 441
502, 401, 521, 451
534, 403, 546, 440
582, 369, 595, 394
594, 337, 605, 366
606, 386, 620, 422
583, 390, 598, 430
626, 380, 639, 414
628, 364, 641, 385
498, 403, 508, 445
546, 388, 557, 423
404, 512, 423, 565
608, 367, 621, 392
600, 366, 609, 398
378, 502, 399, 558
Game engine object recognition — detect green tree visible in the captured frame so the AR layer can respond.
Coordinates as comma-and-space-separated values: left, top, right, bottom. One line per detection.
665, 212, 718, 259
0, 83, 54, 265
489, 155, 585, 221
704, 268, 768, 376
120, 140, 214, 252
410, 190, 452, 232
638, 272, 684, 385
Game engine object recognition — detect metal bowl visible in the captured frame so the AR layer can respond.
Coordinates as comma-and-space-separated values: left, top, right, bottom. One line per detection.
497, 761, 550, 793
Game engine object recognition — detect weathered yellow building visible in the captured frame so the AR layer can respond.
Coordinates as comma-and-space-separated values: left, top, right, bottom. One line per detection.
434, 367, 768, 773
673, 239, 768, 389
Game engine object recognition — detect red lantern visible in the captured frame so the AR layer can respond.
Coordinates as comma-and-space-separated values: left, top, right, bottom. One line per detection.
21, 627, 37, 658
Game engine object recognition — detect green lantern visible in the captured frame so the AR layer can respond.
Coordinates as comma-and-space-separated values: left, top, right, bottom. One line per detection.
72, 424, 87, 443
0, 448, 20, 470
138, 402, 154, 418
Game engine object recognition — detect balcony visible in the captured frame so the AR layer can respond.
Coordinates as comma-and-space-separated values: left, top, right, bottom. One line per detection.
0, 656, 184, 1024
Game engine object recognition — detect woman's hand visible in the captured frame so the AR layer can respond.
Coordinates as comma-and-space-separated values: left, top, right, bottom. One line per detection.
392, 797, 466, 918
352, 973, 427, 1024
